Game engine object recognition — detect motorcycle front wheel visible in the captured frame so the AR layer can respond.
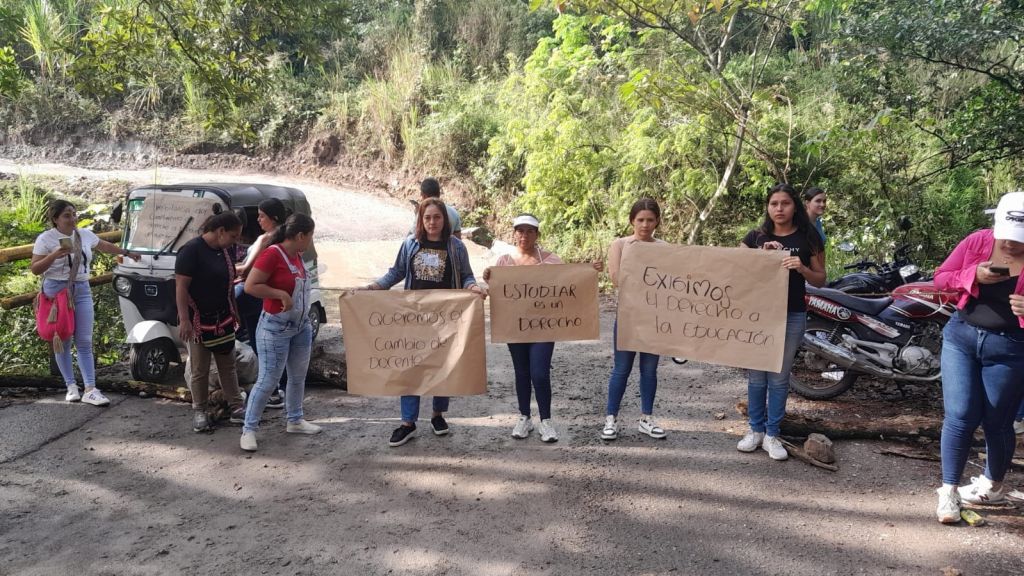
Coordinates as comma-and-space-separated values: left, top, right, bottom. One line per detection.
790, 323, 860, 400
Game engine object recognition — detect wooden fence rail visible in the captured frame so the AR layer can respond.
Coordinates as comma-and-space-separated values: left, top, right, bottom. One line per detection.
0, 230, 122, 264
0, 230, 122, 311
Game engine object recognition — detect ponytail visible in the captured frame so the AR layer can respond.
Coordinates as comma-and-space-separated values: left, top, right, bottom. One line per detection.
271, 213, 315, 245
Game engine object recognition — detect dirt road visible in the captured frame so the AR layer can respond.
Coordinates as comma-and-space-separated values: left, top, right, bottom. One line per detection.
1, 160, 1022, 576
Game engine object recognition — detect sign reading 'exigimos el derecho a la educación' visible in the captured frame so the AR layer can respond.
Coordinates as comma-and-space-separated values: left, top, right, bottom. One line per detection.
487, 263, 599, 343
616, 242, 789, 373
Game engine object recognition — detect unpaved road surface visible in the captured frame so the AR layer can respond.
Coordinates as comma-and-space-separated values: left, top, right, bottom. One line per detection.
1, 160, 1023, 576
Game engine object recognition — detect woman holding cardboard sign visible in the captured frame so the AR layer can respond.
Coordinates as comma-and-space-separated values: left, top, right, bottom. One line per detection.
483, 213, 603, 443
738, 183, 826, 460
31, 199, 140, 406
366, 198, 486, 447
601, 198, 669, 441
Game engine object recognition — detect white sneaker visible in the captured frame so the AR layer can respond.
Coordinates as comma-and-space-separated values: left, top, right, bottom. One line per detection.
538, 419, 558, 443
638, 416, 667, 439
600, 415, 618, 440
1014, 419, 1024, 435
958, 476, 1005, 504
511, 415, 533, 439
240, 431, 258, 452
737, 431, 764, 452
65, 385, 81, 402
936, 485, 962, 524
80, 388, 110, 407
286, 420, 322, 435
762, 435, 788, 460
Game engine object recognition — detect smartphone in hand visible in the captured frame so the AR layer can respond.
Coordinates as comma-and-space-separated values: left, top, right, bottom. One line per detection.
989, 265, 1010, 276
58, 237, 72, 250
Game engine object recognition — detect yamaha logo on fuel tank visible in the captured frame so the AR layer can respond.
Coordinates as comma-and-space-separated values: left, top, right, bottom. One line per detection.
808, 296, 852, 320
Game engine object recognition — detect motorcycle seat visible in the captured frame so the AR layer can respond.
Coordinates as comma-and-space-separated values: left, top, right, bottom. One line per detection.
806, 285, 893, 315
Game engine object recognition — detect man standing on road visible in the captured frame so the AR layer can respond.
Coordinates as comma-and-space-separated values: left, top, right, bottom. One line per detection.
412, 177, 461, 239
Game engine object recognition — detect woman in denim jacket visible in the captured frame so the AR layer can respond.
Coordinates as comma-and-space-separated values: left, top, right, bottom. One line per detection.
933, 191, 1024, 524
366, 198, 486, 447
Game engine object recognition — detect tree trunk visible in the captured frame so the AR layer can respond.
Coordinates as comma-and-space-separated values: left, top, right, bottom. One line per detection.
736, 401, 942, 439
688, 107, 748, 244
0, 375, 191, 402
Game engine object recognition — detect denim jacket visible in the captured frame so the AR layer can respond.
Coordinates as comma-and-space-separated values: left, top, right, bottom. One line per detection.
375, 235, 477, 290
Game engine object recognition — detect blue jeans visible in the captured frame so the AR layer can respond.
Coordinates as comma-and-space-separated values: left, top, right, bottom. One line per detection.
747, 312, 806, 437
243, 312, 313, 432
508, 342, 555, 419
235, 283, 286, 392
607, 319, 660, 416
939, 314, 1024, 485
400, 396, 450, 424
43, 279, 95, 389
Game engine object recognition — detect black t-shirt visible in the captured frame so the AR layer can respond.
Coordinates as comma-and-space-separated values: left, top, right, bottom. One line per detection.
175, 236, 233, 318
410, 239, 454, 290
961, 276, 1024, 333
742, 228, 819, 313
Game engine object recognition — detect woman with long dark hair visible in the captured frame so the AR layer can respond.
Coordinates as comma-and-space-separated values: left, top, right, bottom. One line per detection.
737, 183, 826, 460
601, 198, 668, 441
175, 211, 245, 433
803, 186, 827, 243
366, 198, 485, 447
240, 214, 322, 451
236, 198, 290, 409
31, 200, 140, 405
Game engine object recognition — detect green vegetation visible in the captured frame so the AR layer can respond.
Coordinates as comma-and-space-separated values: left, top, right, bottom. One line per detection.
1, 0, 1021, 268
0, 176, 123, 375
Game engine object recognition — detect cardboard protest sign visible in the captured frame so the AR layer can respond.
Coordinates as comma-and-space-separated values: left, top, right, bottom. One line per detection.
338, 289, 487, 396
130, 194, 222, 252
488, 263, 599, 343
616, 242, 789, 372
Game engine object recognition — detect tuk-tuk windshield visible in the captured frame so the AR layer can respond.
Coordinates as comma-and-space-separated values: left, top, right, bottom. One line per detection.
123, 189, 214, 254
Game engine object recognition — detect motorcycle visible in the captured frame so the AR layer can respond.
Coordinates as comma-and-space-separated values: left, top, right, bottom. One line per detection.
790, 281, 958, 400
829, 216, 922, 296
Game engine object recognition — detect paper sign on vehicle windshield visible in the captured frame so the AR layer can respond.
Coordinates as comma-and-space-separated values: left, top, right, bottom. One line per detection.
338, 289, 487, 396
616, 242, 789, 373
488, 263, 599, 343
130, 194, 222, 252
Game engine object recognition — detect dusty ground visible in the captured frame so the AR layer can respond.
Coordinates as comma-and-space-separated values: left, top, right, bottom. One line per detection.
1, 157, 1023, 576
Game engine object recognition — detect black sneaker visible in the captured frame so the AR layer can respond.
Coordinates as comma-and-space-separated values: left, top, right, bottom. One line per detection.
266, 391, 285, 409
389, 425, 416, 447
228, 407, 245, 425
430, 415, 450, 436
192, 410, 212, 433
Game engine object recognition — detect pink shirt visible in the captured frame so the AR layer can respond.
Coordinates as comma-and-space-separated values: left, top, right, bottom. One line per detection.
495, 249, 563, 267
933, 228, 1024, 328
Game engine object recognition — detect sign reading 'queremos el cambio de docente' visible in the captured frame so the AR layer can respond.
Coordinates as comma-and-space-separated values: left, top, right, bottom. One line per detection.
338, 289, 487, 396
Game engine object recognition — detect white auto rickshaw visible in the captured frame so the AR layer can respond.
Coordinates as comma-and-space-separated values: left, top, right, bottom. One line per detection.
111, 183, 327, 382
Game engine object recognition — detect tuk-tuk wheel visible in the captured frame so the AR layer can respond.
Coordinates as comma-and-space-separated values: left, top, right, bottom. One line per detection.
130, 339, 175, 383
309, 303, 324, 342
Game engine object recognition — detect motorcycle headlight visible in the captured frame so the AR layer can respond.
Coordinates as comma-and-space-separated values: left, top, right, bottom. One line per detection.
899, 264, 920, 279
114, 276, 132, 296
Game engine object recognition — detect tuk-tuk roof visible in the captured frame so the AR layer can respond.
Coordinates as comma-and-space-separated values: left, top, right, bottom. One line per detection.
128, 183, 310, 212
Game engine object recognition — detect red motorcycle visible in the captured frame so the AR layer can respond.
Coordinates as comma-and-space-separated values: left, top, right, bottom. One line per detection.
790, 281, 958, 399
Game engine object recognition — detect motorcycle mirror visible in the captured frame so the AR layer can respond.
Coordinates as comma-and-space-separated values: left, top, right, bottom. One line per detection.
898, 215, 913, 231
837, 242, 856, 253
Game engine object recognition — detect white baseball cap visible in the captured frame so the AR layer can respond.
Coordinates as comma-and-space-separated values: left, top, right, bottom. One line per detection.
512, 214, 540, 230
993, 191, 1024, 243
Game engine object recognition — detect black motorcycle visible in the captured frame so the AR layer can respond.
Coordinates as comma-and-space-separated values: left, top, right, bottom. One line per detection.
829, 216, 922, 296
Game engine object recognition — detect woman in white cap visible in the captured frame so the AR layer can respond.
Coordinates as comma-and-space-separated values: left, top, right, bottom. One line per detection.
483, 213, 600, 442
932, 191, 1024, 524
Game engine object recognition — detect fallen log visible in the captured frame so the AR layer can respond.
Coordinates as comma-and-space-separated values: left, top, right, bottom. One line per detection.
735, 401, 943, 439
0, 374, 190, 402
1, 272, 114, 310
875, 446, 941, 462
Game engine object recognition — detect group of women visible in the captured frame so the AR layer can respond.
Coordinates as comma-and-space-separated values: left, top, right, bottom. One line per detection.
29, 184, 1024, 525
